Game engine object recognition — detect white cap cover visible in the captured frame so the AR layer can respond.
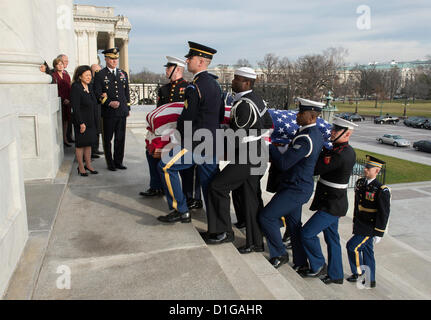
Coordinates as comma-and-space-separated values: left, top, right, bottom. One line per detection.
234, 67, 257, 79
165, 56, 186, 68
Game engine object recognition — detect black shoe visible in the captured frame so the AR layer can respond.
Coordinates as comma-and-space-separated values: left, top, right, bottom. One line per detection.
300, 263, 327, 278
108, 166, 117, 171
95, 150, 104, 155
91, 154, 100, 159
84, 166, 98, 174
205, 231, 234, 245
77, 167, 88, 177
238, 244, 264, 254
157, 210, 191, 223
346, 274, 361, 282
115, 164, 127, 170
268, 253, 289, 268
234, 221, 246, 229
369, 281, 376, 288
292, 264, 309, 273
187, 199, 203, 210
140, 188, 163, 197
321, 275, 343, 285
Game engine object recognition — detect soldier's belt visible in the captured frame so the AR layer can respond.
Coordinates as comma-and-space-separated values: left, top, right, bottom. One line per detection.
319, 178, 348, 189
358, 205, 378, 213
241, 130, 271, 144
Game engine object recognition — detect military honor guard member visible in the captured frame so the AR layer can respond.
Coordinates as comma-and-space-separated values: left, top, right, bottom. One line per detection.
157, 41, 222, 224
346, 156, 391, 288
140, 56, 190, 197
259, 98, 324, 268
94, 47, 131, 171
300, 117, 358, 283
203, 67, 273, 248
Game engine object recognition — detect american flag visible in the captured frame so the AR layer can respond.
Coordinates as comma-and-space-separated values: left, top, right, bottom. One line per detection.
268, 109, 333, 149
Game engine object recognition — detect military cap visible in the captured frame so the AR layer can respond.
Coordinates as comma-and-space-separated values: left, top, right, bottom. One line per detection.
164, 56, 186, 68
332, 116, 359, 131
103, 47, 120, 59
365, 155, 385, 169
297, 97, 325, 112
185, 41, 217, 60
234, 67, 257, 79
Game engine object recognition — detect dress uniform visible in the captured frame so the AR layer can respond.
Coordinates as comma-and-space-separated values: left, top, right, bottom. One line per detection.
346, 156, 391, 288
141, 56, 192, 197
301, 117, 358, 283
205, 67, 273, 248
157, 41, 222, 224
94, 47, 130, 171
259, 98, 324, 268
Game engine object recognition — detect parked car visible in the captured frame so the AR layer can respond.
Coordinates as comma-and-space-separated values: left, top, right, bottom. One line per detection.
404, 116, 429, 128
334, 112, 352, 120
345, 113, 365, 122
424, 121, 431, 130
374, 115, 400, 124
413, 140, 431, 153
376, 134, 410, 147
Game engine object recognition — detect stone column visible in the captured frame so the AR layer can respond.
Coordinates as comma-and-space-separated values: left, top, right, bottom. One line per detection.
87, 30, 98, 65
108, 32, 115, 49
120, 38, 129, 74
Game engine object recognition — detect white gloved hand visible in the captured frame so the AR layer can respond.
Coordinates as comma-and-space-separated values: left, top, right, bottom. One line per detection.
373, 236, 382, 245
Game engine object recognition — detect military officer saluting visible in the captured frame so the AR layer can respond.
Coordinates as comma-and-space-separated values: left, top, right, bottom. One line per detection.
156, 56, 188, 107
94, 47, 131, 171
346, 156, 391, 288
300, 117, 357, 283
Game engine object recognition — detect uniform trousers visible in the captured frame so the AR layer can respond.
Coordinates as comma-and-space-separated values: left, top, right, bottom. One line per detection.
207, 164, 263, 246
259, 187, 310, 266
232, 179, 264, 226
159, 147, 219, 214
301, 210, 343, 279
346, 235, 376, 282
102, 116, 127, 167
180, 165, 202, 201
146, 150, 163, 190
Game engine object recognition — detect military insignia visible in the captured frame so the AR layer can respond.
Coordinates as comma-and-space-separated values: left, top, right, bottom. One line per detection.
365, 192, 375, 201
179, 87, 185, 94
324, 156, 331, 165
119, 70, 125, 79
184, 100, 188, 109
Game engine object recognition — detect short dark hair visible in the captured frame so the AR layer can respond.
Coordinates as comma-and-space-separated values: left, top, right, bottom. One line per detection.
72, 65, 92, 83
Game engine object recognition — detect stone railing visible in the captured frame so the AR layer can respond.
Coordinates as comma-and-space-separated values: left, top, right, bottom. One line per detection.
129, 83, 161, 105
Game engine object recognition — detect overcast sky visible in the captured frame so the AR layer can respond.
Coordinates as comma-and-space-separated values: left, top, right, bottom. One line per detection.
75, 0, 431, 73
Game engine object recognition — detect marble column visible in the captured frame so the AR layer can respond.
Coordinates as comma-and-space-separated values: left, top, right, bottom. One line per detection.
120, 38, 129, 74
87, 30, 98, 65
108, 32, 115, 49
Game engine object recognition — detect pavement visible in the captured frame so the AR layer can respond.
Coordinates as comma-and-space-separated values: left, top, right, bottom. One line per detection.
3, 108, 431, 300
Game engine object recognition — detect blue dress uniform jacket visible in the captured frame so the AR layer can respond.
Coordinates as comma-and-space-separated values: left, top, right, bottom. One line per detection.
353, 178, 391, 237
310, 142, 356, 217
157, 78, 188, 107
176, 71, 222, 151
94, 67, 130, 118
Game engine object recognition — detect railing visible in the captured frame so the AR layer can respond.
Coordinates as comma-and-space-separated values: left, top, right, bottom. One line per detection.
129, 83, 162, 105
348, 158, 386, 188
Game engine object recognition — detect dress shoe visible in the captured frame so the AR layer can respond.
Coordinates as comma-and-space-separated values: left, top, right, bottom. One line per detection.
300, 263, 327, 278
234, 221, 246, 229
140, 188, 164, 197
369, 281, 376, 288
115, 164, 127, 170
292, 264, 309, 273
77, 167, 88, 177
346, 274, 361, 282
268, 253, 289, 268
108, 166, 117, 171
238, 244, 264, 254
187, 198, 203, 210
321, 275, 343, 285
95, 150, 104, 155
205, 231, 234, 245
91, 154, 100, 159
84, 166, 98, 174
157, 210, 191, 223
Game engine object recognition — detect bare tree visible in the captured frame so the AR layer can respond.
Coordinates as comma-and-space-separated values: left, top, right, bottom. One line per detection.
130, 68, 165, 84
234, 58, 252, 68
216, 64, 232, 84
384, 67, 402, 101
257, 53, 279, 83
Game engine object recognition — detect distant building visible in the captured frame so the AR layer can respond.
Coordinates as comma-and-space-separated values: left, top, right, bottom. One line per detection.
73, 4, 131, 74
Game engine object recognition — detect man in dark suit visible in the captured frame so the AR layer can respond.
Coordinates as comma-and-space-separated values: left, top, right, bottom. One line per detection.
94, 47, 131, 171
90, 64, 103, 159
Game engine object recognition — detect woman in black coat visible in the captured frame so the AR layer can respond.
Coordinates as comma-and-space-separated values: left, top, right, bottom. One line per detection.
71, 65, 99, 176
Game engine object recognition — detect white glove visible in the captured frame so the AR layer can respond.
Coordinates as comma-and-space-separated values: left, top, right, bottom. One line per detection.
373, 236, 382, 245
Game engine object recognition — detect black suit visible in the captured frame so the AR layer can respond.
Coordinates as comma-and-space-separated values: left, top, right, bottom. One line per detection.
94, 67, 130, 168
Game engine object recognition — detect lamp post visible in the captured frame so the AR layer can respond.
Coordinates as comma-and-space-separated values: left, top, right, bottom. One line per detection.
403, 98, 409, 117
322, 90, 338, 123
